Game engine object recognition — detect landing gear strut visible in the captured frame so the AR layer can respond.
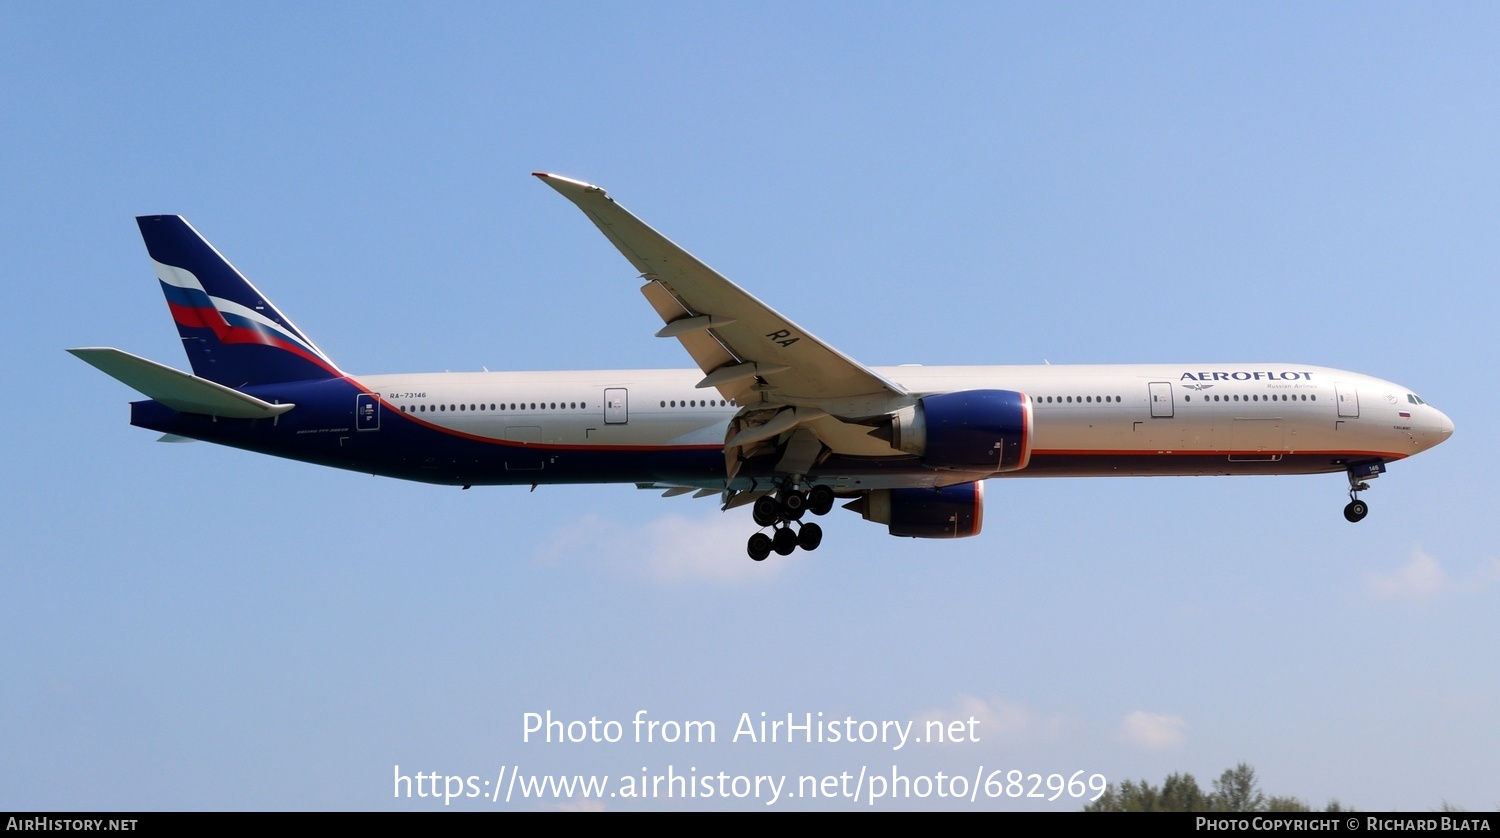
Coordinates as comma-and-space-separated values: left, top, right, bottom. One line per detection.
744, 485, 834, 560
1342, 460, 1383, 523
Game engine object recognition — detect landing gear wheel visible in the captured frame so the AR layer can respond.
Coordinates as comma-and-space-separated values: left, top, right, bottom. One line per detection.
808, 485, 835, 516
752, 496, 781, 527
796, 521, 823, 551
779, 489, 807, 515
1343, 500, 1368, 523
747, 532, 772, 561
772, 526, 798, 556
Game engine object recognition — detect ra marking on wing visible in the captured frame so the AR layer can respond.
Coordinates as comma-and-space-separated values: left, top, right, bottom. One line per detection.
765, 328, 800, 348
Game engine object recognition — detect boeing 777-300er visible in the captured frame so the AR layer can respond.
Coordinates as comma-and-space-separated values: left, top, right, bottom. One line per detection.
71, 173, 1454, 561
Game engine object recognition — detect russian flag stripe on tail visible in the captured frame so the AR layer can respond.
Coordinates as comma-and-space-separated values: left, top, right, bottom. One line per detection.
137, 216, 342, 387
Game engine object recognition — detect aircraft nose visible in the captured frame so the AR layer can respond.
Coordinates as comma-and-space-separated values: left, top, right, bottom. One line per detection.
1435, 408, 1454, 441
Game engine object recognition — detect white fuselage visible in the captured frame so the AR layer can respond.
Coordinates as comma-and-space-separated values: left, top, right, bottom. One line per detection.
356, 363, 1452, 485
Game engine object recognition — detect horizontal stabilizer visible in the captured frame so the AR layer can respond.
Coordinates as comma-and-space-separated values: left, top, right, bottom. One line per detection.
67, 347, 296, 419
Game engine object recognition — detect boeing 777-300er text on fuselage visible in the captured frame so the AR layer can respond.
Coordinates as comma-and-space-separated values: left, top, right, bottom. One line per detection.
71, 173, 1454, 560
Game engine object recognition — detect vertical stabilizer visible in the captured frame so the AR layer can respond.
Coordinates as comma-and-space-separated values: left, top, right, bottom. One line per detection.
138, 215, 341, 386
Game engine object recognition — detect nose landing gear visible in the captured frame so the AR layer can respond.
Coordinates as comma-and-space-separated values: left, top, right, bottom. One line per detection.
1342, 460, 1385, 523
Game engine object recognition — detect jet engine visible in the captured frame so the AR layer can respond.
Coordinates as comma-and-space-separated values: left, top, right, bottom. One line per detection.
882, 389, 1031, 472
846, 482, 985, 538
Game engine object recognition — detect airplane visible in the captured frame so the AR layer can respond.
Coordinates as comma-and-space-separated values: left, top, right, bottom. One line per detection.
71, 172, 1454, 561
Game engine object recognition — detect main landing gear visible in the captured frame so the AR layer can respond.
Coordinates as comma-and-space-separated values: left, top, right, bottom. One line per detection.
1342, 460, 1384, 523
746, 485, 836, 561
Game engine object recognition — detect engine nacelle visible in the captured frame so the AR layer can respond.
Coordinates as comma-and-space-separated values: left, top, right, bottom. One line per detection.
851, 483, 984, 539
887, 389, 1032, 472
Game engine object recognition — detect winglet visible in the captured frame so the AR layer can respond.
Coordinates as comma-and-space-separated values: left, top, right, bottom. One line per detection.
532, 172, 604, 194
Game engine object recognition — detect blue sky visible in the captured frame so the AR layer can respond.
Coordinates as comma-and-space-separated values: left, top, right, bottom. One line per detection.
2, 2, 1495, 811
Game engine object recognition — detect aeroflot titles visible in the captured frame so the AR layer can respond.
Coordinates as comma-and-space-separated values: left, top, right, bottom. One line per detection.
1180, 371, 1315, 381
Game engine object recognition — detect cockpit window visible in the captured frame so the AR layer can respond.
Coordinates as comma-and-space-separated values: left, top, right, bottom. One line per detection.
1407, 394, 1426, 405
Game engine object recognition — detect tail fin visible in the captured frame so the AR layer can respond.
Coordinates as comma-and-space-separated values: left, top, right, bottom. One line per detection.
138, 215, 342, 387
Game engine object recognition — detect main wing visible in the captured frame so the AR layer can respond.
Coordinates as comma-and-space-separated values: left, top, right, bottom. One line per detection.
533, 174, 906, 405
535, 172, 915, 481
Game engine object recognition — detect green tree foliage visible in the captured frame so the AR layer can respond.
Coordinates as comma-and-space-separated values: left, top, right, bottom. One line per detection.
1212, 763, 1266, 812
1085, 763, 1348, 812
1161, 772, 1207, 812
